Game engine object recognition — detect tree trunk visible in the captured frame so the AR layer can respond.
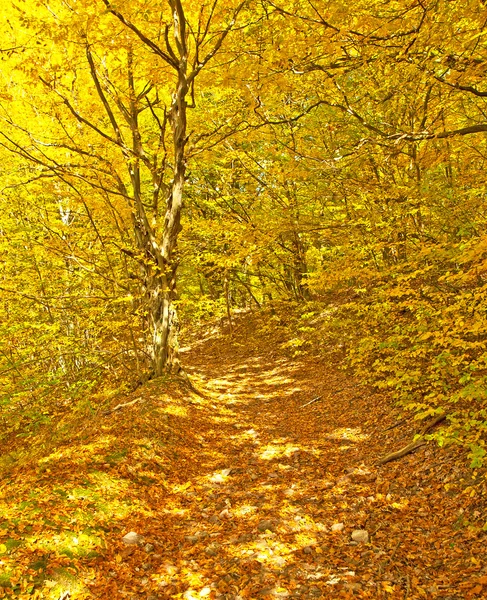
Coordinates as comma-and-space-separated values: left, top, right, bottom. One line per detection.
99, 0, 245, 377
145, 267, 179, 377
150, 0, 188, 376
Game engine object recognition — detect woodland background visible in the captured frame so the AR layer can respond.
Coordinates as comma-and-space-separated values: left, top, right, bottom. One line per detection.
1, 0, 487, 466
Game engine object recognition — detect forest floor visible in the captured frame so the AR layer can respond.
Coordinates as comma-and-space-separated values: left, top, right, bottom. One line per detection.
1, 308, 487, 599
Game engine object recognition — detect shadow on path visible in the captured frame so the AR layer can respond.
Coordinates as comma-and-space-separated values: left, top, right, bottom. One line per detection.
1, 312, 484, 599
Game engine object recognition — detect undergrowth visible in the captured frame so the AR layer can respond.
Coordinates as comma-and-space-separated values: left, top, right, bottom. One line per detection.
305, 237, 487, 467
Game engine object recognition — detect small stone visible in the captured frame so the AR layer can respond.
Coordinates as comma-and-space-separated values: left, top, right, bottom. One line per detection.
196, 530, 208, 540
205, 543, 220, 556
185, 531, 207, 544
185, 535, 199, 544
208, 514, 221, 524
274, 556, 286, 568
161, 562, 177, 575
303, 546, 313, 554
331, 523, 344, 532
141, 562, 152, 571
144, 543, 155, 553
122, 531, 144, 546
351, 529, 369, 544
349, 468, 377, 484
257, 519, 274, 532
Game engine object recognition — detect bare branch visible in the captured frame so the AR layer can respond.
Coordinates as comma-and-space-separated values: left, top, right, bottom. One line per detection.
188, 1, 247, 85
100, 0, 179, 69
385, 124, 487, 142
85, 41, 125, 146
435, 76, 487, 98
39, 76, 125, 150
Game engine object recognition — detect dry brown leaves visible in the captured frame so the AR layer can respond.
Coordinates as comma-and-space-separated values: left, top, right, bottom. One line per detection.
1, 308, 487, 599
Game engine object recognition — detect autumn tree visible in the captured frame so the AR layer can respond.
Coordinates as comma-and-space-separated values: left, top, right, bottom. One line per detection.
1, 0, 248, 378
4, 0, 487, 461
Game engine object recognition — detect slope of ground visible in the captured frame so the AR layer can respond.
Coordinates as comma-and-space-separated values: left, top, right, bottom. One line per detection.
1, 307, 486, 599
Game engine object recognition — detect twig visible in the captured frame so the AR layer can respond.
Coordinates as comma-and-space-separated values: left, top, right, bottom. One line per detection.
418, 413, 447, 436
377, 413, 447, 465
300, 396, 322, 409
300, 387, 350, 409
388, 539, 401, 563
377, 440, 426, 466
404, 574, 411, 599
384, 416, 410, 431
103, 397, 141, 415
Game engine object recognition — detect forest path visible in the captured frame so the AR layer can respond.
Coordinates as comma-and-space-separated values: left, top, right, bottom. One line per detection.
151, 312, 480, 600
1, 312, 483, 600
176, 316, 383, 598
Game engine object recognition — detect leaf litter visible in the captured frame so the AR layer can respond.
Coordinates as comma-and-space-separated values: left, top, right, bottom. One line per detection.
1, 309, 487, 599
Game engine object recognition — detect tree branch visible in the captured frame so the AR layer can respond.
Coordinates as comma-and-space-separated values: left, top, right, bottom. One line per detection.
100, 0, 179, 69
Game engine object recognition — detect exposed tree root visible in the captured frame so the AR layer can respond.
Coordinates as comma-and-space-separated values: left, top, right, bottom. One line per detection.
177, 371, 208, 399
103, 397, 142, 415
378, 413, 447, 465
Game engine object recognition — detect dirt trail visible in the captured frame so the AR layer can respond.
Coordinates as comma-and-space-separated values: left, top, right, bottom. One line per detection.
2, 311, 485, 599
131, 312, 484, 600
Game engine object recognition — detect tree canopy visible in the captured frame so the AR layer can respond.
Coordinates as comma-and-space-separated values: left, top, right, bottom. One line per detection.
2, 0, 487, 464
